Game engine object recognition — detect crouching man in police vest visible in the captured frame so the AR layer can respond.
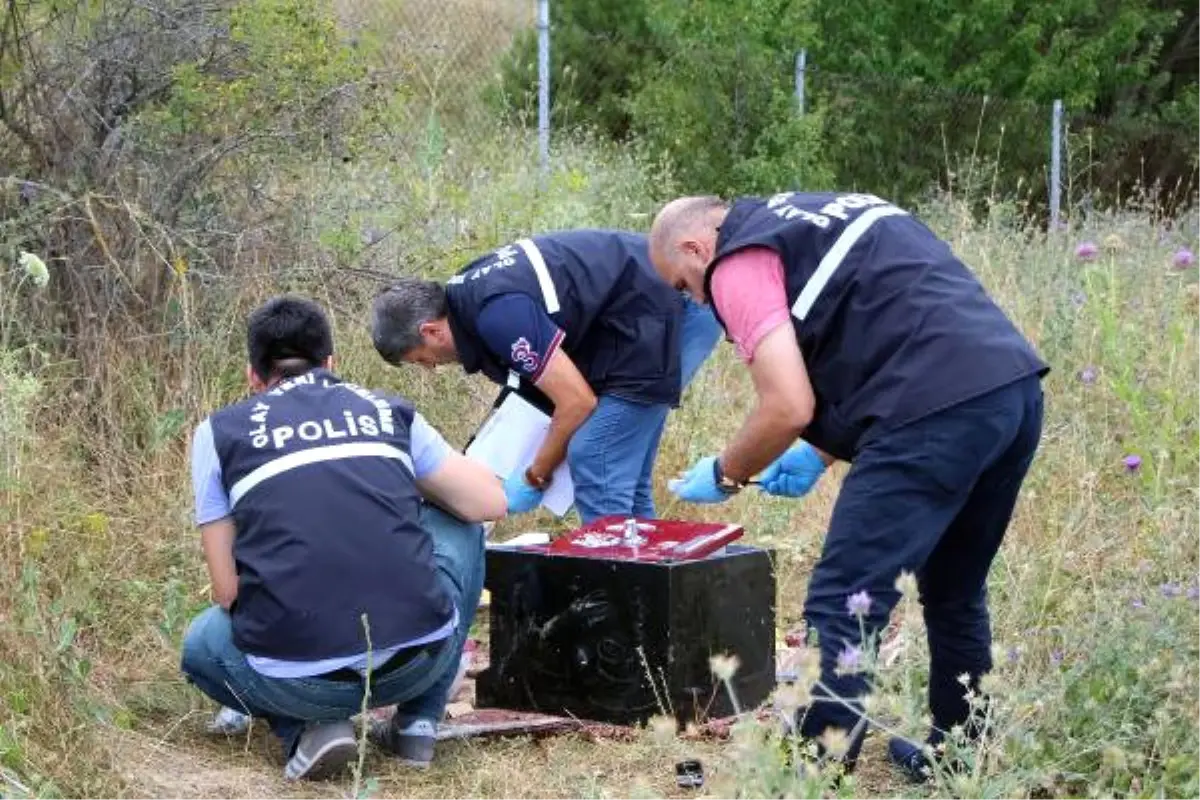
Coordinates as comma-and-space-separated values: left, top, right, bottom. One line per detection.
181, 296, 506, 780
648, 193, 1048, 779
370, 229, 721, 523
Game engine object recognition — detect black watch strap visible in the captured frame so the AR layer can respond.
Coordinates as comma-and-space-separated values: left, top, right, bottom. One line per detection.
713, 457, 745, 494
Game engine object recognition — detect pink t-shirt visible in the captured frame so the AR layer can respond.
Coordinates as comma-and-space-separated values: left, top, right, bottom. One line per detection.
709, 246, 791, 363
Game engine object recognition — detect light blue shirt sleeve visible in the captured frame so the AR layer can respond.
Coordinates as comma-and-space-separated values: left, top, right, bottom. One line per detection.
191, 410, 447, 523
410, 411, 451, 480
191, 418, 231, 526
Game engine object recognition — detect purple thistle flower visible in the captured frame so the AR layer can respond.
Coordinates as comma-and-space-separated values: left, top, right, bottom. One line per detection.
1123, 455, 1142, 473
836, 644, 862, 673
1079, 366, 1097, 385
1050, 650, 1064, 667
1007, 646, 1021, 663
1131, 598, 1145, 609
1173, 248, 1196, 270
845, 590, 872, 617
1160, 582, 1182, 598
1075, 241, 1099, 261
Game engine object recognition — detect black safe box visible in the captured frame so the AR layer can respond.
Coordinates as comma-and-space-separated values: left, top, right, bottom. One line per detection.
475, 541, 776, 727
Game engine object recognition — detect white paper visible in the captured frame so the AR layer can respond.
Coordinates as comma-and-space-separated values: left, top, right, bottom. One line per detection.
465, 392, 575, 517
488, 531, 552, 549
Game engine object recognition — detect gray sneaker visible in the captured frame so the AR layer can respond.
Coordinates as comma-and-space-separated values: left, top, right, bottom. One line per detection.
369, 715, 437, 768
284, 720, 358, 781
206, 706, 251, 735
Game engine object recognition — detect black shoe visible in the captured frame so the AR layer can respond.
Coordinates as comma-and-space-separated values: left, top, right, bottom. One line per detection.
888, 736, 935, 783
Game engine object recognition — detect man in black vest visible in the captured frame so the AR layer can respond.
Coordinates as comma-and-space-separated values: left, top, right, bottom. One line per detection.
371, 229, 721, 523
648, 193, 1048, 779
181, 296, 506, 780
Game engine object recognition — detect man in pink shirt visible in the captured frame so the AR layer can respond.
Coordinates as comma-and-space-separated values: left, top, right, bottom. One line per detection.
649, 192, 1048, 781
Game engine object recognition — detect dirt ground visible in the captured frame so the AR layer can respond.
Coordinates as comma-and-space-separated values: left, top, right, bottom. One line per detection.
110, 638, 909, 799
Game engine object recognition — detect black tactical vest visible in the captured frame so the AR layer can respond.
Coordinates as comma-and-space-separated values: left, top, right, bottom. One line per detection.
207, 368, 453, 660
445, 229, 685, 407
705, 192, 1049, 460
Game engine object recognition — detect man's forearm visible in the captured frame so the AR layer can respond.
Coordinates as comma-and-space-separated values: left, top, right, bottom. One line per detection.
208, 564, 238, 610
718, 402, 807, 484
530, 399, 595, 481
200, 519, 239, 610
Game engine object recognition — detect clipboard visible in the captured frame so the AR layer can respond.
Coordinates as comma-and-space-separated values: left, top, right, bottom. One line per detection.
463, 374, 575, 517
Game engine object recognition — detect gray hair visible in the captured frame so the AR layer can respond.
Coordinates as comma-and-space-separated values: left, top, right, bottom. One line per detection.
371, 278, 448, 364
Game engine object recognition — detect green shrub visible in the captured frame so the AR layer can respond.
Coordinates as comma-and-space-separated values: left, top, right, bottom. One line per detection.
495, 0, 662, 139
496, 0, 832, 194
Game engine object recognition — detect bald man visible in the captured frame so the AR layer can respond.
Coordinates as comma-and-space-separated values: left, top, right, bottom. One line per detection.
649, 192, 1048, 779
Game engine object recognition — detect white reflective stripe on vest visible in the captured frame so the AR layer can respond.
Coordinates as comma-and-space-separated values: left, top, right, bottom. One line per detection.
229, 442, 415, 508
515, 237, 561, 314
791, 205, 909, 321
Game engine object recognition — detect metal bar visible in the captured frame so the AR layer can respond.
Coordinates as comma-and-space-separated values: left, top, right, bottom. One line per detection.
537, 0, 550, 175
795, 49, 807, 116
1050, 98, 1063, 229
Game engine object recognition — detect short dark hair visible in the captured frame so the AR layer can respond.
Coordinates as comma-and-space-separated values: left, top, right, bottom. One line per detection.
246, 295, 334, 382
371, 279, 448, 364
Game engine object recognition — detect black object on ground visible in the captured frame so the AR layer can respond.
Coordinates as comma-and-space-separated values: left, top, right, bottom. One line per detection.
476, 539, 776, 727
675, 759, 704, 789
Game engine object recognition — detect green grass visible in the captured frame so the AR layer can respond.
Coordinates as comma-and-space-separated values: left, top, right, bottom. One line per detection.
1, 2, 1197, 794
2, 130, 1196, 797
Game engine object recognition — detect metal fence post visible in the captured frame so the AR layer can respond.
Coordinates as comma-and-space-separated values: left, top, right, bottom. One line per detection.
1050, 98, 1063, 229
537, 0, 550, 176
795, 49, 807, 116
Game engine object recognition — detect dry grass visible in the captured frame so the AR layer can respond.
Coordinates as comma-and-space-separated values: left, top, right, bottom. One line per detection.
333, 0, 533, 42
331, 0, 534, 125
1, 2, 1197, 796
3, 195, 1197, 798
110, 714, 908, 798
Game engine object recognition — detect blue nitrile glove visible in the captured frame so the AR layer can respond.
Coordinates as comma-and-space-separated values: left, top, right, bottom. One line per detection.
503, 470, 544, 514
668, 456, 734, 504
758, 442, 827, 498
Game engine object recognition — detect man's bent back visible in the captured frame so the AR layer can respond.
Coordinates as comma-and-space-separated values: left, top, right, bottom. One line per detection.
181, 295, 505, 780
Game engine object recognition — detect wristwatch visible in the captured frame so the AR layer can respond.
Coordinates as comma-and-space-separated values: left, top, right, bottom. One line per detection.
712, 458, 747, 495
525, 466, 551, 491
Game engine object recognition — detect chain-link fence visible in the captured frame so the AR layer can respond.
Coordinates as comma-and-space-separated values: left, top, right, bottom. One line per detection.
1059, 105, 1200, 217
799, 62, 1198, 222
803, 66, 1055, 214
380, 0, 1196, 224
4, 0, 1196, 362
330, 0, 540, 169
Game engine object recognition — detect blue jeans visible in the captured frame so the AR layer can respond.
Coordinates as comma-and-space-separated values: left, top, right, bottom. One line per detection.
567, 298, 721, 523
679, 295, 723, 390
796, 375, 1045, 765
179, 504, 485, 756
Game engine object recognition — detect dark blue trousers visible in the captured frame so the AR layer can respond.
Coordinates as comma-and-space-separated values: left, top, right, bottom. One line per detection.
797, 374, 1045, 764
